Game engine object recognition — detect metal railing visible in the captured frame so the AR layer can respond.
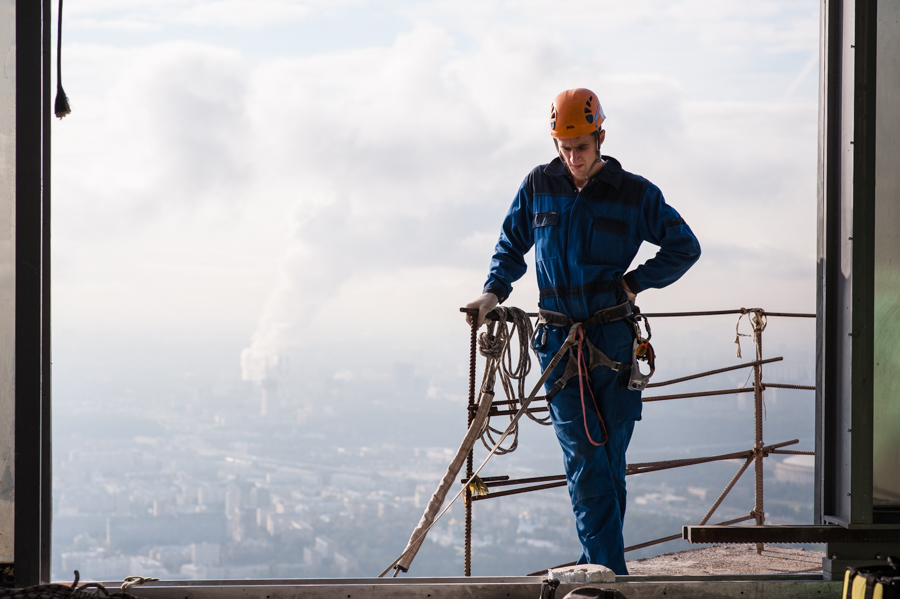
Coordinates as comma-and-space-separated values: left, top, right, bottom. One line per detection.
459, 307, 815, 575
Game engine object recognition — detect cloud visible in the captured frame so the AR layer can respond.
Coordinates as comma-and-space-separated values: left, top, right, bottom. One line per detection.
67, 0, 360, 30
56, 42, 253, 226
51, 1, 821, 391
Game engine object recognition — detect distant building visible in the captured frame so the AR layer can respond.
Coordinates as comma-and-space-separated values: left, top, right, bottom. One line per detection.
191, 542, 221, 567
180, 563, 224, 580
333, 552, 356, 575
107, 514, 227, 547
60, 551, 131, 581
775, 455, 815, 485
303, 546, 320, 568
315, 536, 337, 559
266, 513, 313, 543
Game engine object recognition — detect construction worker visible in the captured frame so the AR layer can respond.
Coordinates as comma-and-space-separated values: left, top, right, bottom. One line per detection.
465, 88, 700, 574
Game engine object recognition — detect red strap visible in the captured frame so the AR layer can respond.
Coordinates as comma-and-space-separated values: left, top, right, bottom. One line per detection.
576, 328, 607, 447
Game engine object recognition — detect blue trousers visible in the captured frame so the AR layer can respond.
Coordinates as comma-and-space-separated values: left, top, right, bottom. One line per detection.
535, 322, 640, 575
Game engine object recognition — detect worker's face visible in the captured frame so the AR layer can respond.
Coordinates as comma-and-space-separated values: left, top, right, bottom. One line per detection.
557, 130, 605, 179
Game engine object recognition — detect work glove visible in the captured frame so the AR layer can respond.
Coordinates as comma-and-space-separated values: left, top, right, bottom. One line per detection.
464, 292, 499, 329
621, 280, 636, 303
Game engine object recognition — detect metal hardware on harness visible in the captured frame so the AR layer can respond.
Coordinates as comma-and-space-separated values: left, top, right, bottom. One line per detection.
627, 339, 655, 391
545, 335, 630, 401
626, 311, 655, 391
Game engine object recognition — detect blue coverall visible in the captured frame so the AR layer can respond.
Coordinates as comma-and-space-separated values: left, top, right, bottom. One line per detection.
483, 156, 701, 574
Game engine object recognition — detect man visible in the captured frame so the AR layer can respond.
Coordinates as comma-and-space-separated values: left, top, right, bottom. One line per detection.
465, 88, 700, 574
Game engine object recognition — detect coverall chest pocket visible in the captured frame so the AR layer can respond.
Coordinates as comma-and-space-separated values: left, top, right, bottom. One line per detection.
533, 211, 561, 262
586, 216, 628, 266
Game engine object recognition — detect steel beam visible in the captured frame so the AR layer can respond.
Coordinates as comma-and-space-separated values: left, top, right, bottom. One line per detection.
684, 525, 900, 544
40, 0, 52, 583
81, 577, 841, 599
14, 0, 46, 587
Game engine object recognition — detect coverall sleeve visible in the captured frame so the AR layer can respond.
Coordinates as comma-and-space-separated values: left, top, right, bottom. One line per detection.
622, 183, 701, 294
482, 182, 534, 303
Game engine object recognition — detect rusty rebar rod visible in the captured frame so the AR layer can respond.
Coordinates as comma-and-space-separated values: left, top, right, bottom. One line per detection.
647, 357, 784, 388
490, 397, 547, 406
489, 387, 761, 416
517, 309, 814, 320
769, 449, 815, 455
490, 407, 549, 416
470, 480, 567, 501
625, 515, 755, 553
642, 387, 756, 403
473, 441, 799, 502
628, 449, 754, 473
625, 439, 806, 475
752, 314, 765, 554
644, 309, 753, 317
699, 457, 753, 525
763, 383, 816, 390
473, 453, 749, 500
624, 533, 684, 552
483, 474, 566, 488
642, 309, 815, 318
459, 307, 478, 577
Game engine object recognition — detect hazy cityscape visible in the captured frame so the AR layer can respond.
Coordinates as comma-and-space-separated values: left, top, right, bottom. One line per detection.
53, 325, 818, 581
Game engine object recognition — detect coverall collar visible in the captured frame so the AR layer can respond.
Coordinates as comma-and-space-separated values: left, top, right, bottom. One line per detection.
543, 155, 623, 190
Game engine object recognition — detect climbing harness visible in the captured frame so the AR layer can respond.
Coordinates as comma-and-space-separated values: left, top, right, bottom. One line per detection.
536, 302, 656, 445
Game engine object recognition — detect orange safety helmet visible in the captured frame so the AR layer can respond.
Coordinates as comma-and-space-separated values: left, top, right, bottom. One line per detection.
549, 88, 606, 139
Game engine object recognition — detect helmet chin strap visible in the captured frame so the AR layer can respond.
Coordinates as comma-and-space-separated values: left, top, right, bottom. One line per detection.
560, 138, 603, 183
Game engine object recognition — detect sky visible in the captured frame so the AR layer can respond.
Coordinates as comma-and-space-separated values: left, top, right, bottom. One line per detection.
51, 0, 821, 410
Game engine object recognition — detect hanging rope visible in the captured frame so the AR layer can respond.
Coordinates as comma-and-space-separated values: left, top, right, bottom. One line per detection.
0, 571, 147, 598
575, 327, 607, 447
475, 306, 550, 456
54, 0, 71, 119
734, 308, 769, 419
734, 308, 766, 359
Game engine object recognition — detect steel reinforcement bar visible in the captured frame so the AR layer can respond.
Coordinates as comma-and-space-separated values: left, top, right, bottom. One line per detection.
624, 515, 756, 553
487, 383, 812, 417
470, 440, 800, 502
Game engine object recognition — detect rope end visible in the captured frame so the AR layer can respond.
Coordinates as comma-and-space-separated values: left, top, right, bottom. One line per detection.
54, 87, 71, 119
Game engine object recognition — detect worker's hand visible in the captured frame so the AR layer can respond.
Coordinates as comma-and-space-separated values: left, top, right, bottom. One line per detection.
621, 280, 637, 303
464, 292, 499, 328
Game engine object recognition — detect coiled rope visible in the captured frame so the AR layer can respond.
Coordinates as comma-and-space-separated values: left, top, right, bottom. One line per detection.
476, 307, 550, 455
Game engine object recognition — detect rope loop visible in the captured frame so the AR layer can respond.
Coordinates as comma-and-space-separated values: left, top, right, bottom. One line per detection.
475, 306, 548, 455
734, 308, 767, 358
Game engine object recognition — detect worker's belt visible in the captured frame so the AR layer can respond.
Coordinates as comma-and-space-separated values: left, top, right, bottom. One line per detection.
537, 301, 633, 329
538, 280, 617, 300
534, 301, 656, 397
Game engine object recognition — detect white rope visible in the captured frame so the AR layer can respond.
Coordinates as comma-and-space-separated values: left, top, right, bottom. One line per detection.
379, 322, 581, 577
